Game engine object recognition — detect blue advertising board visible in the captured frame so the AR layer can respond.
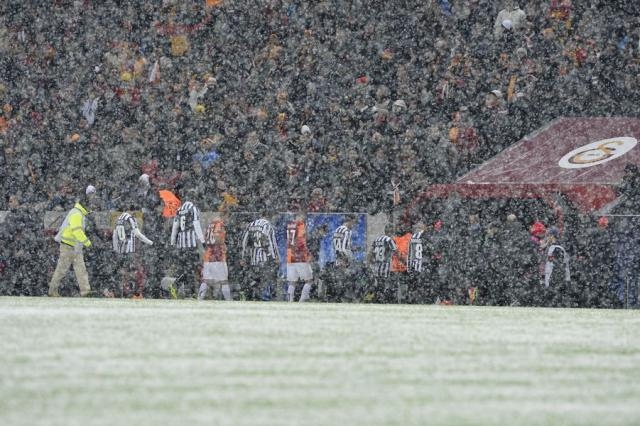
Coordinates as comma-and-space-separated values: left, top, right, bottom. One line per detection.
274, 213, 367, 276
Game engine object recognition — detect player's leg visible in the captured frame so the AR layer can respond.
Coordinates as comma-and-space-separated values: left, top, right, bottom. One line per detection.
397, 273, 408, 304
192, 251, 202, 298
246, 267, 260, 301
122, 257, 137, 298
383, 274, 395, 303
48, 245, 74, 297
208, 279, 221, 299
219, 281, 232, 301
286, 263, 298, 302
133, 255, 145, 298
299, 280, 312, 302
198, 281, 209, 300
178, 249, 200, 299
219, 263, 231, 301
298, 263, 314, 302
286, 282, 296, 302
72, 250, 91, 297
199, 262, 213, 300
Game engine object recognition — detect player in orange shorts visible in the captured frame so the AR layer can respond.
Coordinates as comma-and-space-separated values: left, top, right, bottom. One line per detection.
286, 211, 314, 302
199, 211, 231, 300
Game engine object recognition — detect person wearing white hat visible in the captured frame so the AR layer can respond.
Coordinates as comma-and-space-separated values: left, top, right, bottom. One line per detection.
138, 174, 150, 186
392, 99, 407, 113
48, 185, 97, 297
486, 90, 504, 109
494, 1, 526, 37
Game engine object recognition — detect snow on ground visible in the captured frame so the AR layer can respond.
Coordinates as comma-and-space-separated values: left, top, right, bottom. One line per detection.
0, 297, 639, 426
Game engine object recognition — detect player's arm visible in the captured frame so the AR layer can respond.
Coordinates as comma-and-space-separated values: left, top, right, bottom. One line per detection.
130, 217, 153, 245
341, 231, 353, 257
112, 225, 119, 250
170, 216, 179, 246
134, 228, 153, 245
268, 226, 280, 262
240, 226, 249, 260
193, 207, 205, 244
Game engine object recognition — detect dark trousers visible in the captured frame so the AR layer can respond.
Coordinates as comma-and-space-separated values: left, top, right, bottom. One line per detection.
173, 249, 201, 298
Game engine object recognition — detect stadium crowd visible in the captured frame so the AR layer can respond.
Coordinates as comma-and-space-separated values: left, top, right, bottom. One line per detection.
0, 1, 639, 307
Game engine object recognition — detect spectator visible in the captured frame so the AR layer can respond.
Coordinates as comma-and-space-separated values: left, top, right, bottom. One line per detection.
494, 2, 527, 37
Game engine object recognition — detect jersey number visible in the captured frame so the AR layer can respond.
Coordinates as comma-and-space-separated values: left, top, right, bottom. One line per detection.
374, 245, 385, 262
180, 215, 186, 232
287, 228, 296, 246
253, 231, 263, 248
332, 236, 342, 252
115, 224, 126, 242
414, 243, 423, 260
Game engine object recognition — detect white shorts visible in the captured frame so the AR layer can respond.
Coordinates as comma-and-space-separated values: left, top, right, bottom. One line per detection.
286, 262, 313, 283
202, 262, 228, 281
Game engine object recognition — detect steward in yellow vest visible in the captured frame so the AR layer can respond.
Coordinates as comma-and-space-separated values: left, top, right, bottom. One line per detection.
48, 186, 96, 297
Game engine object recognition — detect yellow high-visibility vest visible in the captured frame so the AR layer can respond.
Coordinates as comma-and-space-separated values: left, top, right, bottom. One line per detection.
54, 202, 91, 248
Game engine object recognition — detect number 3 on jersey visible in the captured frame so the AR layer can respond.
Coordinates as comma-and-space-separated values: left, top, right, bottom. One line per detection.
374, 245, 385, 262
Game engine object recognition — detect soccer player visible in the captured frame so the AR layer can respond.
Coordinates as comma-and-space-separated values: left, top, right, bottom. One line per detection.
332, 215, 356, 268
285, 212, 314, 302
367, 225, 398, 303
407, 221, 432, 303
199, 210, 231, 301
329, 215, 357, 302
170, 200, 205, 297
240, 213, 280, 300
111, 211, 154, 298
391, 225, 412, 303
308, 223, 329, 301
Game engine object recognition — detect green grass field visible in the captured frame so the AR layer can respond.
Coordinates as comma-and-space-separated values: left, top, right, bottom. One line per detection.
0, 298, 639, 426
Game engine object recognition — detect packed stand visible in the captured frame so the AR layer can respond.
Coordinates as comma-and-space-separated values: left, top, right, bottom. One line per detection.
0, 1, 639, 306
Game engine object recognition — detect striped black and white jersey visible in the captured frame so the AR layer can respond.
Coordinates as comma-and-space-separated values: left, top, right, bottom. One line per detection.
241, 218, 279, 266
407, 230, 427, 274
170, 201, 205, 249
332, 225, 353, 267
370, 235, 397, 278
112, 212, 153, 254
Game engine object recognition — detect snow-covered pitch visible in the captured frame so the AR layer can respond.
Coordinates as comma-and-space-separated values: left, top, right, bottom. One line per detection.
1, 298, 639, 426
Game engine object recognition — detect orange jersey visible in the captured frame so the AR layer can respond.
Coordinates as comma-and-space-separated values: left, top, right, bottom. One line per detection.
158, 190, 181, 218
204, 219, 226, 262
286, 220, 311, 263
391, 233, 412, 272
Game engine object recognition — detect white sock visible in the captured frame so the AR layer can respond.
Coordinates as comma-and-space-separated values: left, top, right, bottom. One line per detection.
287, 284, 295, 302
198, 283, 208, 300
221, 284, 231, 301
300, 283, 312, 302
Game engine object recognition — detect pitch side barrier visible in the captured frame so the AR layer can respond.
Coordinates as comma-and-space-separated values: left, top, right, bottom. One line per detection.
599, 214, 640, 309
42, 210, 387, 272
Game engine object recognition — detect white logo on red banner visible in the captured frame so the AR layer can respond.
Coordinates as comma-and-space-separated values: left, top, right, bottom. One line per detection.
558, 137, 637, 169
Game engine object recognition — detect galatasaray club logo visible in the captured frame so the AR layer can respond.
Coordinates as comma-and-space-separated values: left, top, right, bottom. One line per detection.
558, 137, 637, 169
